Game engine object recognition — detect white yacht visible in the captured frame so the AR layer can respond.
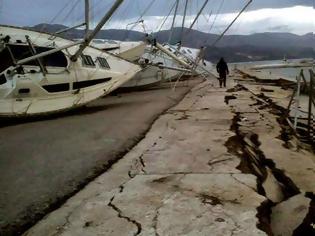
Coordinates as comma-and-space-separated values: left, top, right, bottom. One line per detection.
0, 25, 141, 117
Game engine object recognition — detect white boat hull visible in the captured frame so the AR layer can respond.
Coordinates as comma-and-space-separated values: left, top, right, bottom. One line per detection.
0, 25, 141, 117
121, 65, 162, 88
142, 50, 182, 80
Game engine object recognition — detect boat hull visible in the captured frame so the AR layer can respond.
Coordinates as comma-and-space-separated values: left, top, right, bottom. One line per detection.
0, 25, 141, 117
121, 66, 162, 89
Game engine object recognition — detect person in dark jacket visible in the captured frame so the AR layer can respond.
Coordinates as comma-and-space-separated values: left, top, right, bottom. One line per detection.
216, 58, 229, 88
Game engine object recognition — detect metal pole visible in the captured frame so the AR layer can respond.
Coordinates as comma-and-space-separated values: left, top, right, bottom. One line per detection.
168, 0, 180, 44
308, 69, 314, 135
180, 0, 189, 40
85, 0, 90, 35
25, 35, 47, 75
167, 43, 211, 75
187, 0, 209, 33
155, 42, 191, 69
71, 0, 124, 61
17, 41, 83, 66
211, 0, 252, 46
55, 22, 86, 35
294, 74, 301, 129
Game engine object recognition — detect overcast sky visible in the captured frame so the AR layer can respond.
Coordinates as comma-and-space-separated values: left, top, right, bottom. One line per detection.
0, 0, 314, 35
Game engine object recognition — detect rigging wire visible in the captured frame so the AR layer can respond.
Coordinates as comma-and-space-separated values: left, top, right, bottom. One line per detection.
129, 0, 157, 31
211, 0, 253, 46
206, 0, 225, 40
226, 2, 253, 46
180, 0, 189, 40
156, 0, 177, 33
168, 0, 180, 43
60, 0, 82, 26
186, 0, 210, 34
88, 1, 116, 27
33, 0, 79, 43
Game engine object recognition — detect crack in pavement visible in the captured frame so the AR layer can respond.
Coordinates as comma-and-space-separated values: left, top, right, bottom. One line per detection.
43, 192, 101, 236
108, 196, 142, 236
207, 156, 234, 171
230, 174, 258, 193
152, 209, 161, 236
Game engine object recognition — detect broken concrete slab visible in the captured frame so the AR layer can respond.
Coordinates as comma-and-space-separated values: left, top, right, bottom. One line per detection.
107, 174, 267, 236
262, 168, 284, 203
229, 85, 315, 194
271, 193, 311, 236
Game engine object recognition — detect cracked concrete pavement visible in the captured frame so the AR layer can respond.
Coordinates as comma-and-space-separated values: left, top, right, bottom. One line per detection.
23, 73, 315, 236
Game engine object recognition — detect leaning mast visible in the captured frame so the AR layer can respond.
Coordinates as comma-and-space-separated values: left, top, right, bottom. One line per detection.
71, 0, 124, 61
168, 0, 180, 44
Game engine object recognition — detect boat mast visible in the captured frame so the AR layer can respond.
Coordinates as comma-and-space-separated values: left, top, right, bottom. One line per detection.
85, 0, 90, 35
211, 0, 252, 46
186, 0, 209, 33
53, 0, 90, 37
168, 0, 180, 44
71, 0, 124, 61
180, 0, 189, 41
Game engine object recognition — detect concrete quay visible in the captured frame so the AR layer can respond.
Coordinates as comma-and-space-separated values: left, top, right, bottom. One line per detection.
23, 73, 315, 236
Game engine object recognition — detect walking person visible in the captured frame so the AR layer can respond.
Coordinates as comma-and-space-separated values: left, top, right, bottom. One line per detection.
216, 58, 229, 88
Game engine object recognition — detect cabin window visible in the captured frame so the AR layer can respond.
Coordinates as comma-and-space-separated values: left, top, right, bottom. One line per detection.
97, 57, 110, 69
42, 83, 70, 93
0, 74, 7, 85
0, 48, 13, 72
18, 88, 30, 94
81, 55, 95, 67
0, 44, 67, 72
73, 77, 112, 90
10, 44, 67, 67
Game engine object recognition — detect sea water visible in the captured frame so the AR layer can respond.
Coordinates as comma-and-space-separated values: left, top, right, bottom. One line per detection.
233, 59, 314, 115
234, 59, 314, 82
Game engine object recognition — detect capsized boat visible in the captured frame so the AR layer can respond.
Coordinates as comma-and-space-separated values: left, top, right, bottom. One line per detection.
0, 25, 141, 117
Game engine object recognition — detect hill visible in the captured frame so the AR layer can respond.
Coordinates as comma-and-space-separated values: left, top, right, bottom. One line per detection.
28, 24, 315, 62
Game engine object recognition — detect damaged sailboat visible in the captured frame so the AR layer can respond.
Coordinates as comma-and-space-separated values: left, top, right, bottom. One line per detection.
0, 0, 141, 117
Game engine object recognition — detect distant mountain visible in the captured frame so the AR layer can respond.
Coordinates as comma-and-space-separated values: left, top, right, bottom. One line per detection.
27, 24, 315, 62
28, 24, 145, 41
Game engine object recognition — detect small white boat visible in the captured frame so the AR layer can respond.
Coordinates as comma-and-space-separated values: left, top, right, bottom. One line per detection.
0, 25, 141, 117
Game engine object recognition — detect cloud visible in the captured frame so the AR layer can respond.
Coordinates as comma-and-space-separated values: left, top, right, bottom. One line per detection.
104, 5, 314, 35
0, 1, 313, 35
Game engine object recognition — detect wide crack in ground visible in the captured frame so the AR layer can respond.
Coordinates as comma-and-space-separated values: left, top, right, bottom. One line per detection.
224, 84, 315, 236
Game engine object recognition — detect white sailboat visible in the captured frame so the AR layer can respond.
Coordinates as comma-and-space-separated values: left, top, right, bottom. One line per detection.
0, 0, 141, 117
